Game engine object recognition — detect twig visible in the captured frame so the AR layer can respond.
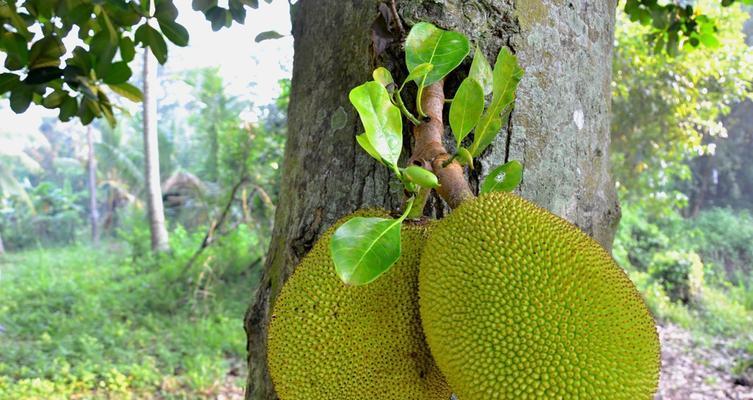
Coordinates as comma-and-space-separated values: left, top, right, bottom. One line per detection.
389, 0, 405, 36
181, 175, 249, 273
408, 80, 474, 210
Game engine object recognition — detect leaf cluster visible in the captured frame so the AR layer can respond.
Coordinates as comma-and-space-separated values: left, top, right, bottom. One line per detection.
0, 0, 266, 126
623, 0, 753, 55
332, 22, 525, 286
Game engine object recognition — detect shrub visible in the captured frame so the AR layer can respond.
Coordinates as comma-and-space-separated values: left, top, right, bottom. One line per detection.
648, 250, 705, 304
688, 207, 753, 284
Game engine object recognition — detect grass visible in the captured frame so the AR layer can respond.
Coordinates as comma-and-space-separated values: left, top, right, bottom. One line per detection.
0, 243, 258, 399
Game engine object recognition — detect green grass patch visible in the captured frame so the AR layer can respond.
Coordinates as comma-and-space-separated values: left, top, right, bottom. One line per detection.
0, 242, 258, 399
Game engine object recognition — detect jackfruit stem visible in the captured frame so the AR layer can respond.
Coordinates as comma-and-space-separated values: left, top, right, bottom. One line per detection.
408, 80, 474, 210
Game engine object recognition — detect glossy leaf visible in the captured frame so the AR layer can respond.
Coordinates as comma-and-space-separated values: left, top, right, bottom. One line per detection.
355, 133, 383, 164
405, 22, 470, 86
469, 45, 493, 95
403, 62, 433, 86
449, 77, 485, 146
108, 82, 144, 102
330, 216, 402, 286
372, 67, 394, 89
470, 47, 523, 157
348, 81, 403, 168
480, 160, 523, 194
456, 147, 473, 167
403, 165, 439, 188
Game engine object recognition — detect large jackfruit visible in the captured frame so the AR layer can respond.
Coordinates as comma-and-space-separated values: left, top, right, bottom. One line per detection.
419, 192, 660, 399
267, 211, 451, 400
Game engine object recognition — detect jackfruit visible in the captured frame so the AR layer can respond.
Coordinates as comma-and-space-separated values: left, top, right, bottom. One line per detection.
419, 192, 660, 399
267, 211, 451, 400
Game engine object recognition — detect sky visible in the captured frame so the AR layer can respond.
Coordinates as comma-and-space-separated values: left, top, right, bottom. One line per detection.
0, 1, 294, 137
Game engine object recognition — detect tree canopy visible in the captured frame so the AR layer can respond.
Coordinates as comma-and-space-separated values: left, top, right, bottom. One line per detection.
0, 0, 749, 128
0, 0, 266, 126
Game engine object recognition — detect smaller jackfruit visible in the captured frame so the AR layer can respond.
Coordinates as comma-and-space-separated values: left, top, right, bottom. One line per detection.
419, 192, 660, 399
267, 211, 450, 400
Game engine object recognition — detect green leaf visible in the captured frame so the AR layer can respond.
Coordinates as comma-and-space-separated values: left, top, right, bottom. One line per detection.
403, 165, 439, 189
192, 0, 217, 12
239, 0, 259, 8
405, 22, 470, 86
206, 7, 232, 31
28, 36, 65, 69
155, 0, 179, 21
470, 47, 523, 157
103, 61, 132, 84
10, 85, 33, 113
135, 24, 168, 64
404, 63, 434, 85
59, 96, 78, 121
42, 91, 67, 109
0, 32, 29, 70
24, 67, 63, 84
698, 33, 720, 48
480, 160, 523, 194
355, 133, 383, 164
228, 0, 247, 23
469, 45, 493, 95
239, 0, 260, 8
254, 30, 284, 42
348, 81, 403, 168
0, 73, 21, 95
330, 216, 403, 286
372, 67, 394, 89
158, 19, 189, 47
108, 82, 144, 102
120, 36, 136, 62
449, 77, 485, 147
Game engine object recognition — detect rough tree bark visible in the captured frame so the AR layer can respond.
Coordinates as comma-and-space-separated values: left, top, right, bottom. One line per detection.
244, 1, 620, 399
142, 48, 169, 252
0, 232, 4, 255
86, 126, 100, 245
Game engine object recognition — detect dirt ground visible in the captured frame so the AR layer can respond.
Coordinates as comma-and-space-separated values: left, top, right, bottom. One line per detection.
657, 324, 753, 400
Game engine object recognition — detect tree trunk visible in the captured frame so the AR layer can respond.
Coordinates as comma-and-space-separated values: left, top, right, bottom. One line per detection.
0, 232, 5, 255
87, 125, 100, 245
244, 1, 620, 399
142, 48, 169, 252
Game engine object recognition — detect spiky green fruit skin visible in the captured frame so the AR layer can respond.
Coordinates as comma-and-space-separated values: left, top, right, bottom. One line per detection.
419, 193, 660, 399
267, 211, 451, 400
